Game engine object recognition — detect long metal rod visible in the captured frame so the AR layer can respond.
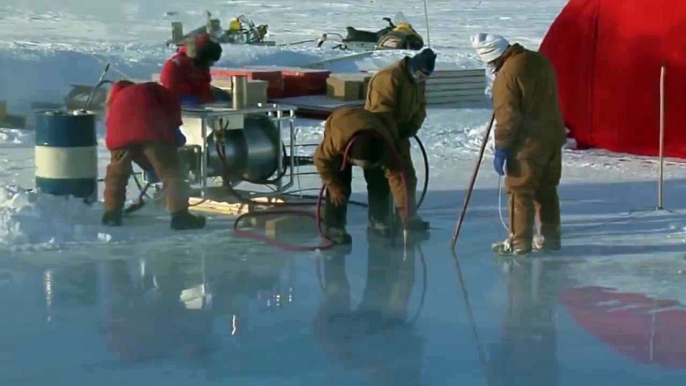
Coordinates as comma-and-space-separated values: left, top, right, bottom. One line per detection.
84, 63, 110, 110
200, 118, 208, 198
422, 0, 432, 48
276, 109, 284, 193
658, 64, 666, 210
286, 109, 296, 191
450, 112, 496, 251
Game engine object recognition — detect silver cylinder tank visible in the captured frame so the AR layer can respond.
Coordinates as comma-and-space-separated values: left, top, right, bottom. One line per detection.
206, 114, 280, 184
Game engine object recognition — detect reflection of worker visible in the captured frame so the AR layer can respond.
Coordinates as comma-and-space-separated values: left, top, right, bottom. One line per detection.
471, 33, 566, 255
487, 259, 559, 385
313, 241, 423, 386
365, 48, 436, 232
314, 107, 420, 244
160, 33, 229, 105
103, 259, 213, 362
102, 81, 206, 230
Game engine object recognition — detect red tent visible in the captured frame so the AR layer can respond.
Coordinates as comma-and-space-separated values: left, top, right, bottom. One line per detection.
540, 0, 686, 158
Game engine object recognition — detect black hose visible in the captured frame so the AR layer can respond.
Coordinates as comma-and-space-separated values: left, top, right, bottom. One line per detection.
413, 135, 429, 210
282, 135, 430, 210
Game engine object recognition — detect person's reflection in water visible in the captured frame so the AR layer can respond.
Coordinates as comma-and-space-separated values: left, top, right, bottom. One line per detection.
313, 241, 425, 386
103, 259, 214, 362
487, 258, 560, 385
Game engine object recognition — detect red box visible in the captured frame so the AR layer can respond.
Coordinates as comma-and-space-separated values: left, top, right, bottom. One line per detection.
210, 68, 285, 98
249, 66, 331, 98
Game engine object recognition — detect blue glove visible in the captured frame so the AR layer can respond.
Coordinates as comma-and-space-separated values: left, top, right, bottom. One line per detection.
174, 127, 187, 147
493, 147, 509, 176
144, 169, 160, 183
179, 95, 200, 106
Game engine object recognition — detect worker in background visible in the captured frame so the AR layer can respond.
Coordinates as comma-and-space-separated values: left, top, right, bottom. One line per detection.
102, 80, 206, 230
160, 33, 230, 105
471, 33, 567, 256
314, 107, 417, 244
364, 48, 436, 235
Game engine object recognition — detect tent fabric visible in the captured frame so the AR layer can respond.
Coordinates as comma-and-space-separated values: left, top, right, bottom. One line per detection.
540, 0, 686, 158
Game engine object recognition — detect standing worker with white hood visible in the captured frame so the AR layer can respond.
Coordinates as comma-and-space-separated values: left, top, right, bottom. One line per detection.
471, 33, 567, 256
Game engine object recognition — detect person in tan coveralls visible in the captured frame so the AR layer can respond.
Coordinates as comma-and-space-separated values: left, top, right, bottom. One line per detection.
364, 48, 437, 233
102, 81, 206, 230
471, 33, 567, 255
314, 107, 412, 244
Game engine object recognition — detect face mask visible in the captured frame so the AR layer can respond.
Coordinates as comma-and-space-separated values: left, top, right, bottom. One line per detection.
411, 69, 429, 83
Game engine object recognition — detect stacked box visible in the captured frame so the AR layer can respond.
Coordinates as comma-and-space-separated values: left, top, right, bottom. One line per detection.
327, 73, 372, 100
211, 68, 285, 98
327, 78, 360, 101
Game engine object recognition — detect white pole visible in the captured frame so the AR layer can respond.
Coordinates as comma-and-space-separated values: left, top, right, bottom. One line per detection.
422, 0, 431, 48
658, 64, 666, 210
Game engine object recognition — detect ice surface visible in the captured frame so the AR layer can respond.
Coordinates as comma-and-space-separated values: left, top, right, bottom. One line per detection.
1, 1, 686, 383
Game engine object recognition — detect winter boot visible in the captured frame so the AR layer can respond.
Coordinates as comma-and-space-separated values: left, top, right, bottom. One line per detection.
171, 210, 206, 230
406, 215, 430, 231
325, 226, 352, 245
491, 239, 531, 256
533, 235, 561, 252
367, 218, 391, 237
102, 211, 123, 227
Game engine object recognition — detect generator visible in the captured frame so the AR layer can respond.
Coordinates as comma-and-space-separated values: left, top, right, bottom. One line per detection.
176, 99, 299, 201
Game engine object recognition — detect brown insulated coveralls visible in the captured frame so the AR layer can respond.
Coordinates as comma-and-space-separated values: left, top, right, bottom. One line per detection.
313, 107, 407, 227
492, 44, 567, 251
364, 57, 427, 218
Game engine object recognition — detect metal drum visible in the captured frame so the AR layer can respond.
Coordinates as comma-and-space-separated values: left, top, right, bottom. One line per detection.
34, 110, 98, 203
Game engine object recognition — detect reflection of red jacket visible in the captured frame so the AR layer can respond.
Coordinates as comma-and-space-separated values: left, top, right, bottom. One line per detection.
105, 82, 182, 150
160, 47, 215, 103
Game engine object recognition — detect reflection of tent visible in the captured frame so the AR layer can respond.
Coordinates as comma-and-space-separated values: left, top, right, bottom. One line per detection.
540, 0, 686, 158
560, 286, 686, 368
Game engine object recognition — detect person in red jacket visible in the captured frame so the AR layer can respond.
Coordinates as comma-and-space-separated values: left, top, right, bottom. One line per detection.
160, 33, 227, 105
102, 80, 206, 230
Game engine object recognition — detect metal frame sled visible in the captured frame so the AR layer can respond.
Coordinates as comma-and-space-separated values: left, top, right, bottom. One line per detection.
166, 11, 275, 47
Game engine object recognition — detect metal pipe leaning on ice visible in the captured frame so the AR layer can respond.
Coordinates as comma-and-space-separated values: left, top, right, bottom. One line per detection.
658, 63, 666, 211
34, 110, 98, 204
450, 112, 496, 251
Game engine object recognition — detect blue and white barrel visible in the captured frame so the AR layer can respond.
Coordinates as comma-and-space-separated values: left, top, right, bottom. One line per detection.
34, 110, 98, 203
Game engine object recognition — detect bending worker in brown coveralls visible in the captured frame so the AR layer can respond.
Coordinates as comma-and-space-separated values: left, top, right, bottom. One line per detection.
471, 33, 567, 256
102, 81, 206, 230
364, 48, 437, 233
314, 107, 419, 244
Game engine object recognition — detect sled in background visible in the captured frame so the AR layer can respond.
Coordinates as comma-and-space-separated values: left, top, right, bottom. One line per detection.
317, 12, 424, 52
166, 11, 275, 47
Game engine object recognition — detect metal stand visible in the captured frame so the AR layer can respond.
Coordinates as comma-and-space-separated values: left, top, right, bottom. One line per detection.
181, 103, 298, 200
658, 64, 666, 211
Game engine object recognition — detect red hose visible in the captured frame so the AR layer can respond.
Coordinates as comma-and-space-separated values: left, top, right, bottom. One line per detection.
219, 129, 410, 252
217, 135, 335, 251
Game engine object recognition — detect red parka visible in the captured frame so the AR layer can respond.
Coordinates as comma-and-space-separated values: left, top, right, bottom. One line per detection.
160, 46, 215, 104
105, 82, 182, 150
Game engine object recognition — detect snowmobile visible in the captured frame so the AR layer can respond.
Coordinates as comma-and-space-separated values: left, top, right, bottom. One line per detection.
317, 12, 424, 51
166, 11, 273, 47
